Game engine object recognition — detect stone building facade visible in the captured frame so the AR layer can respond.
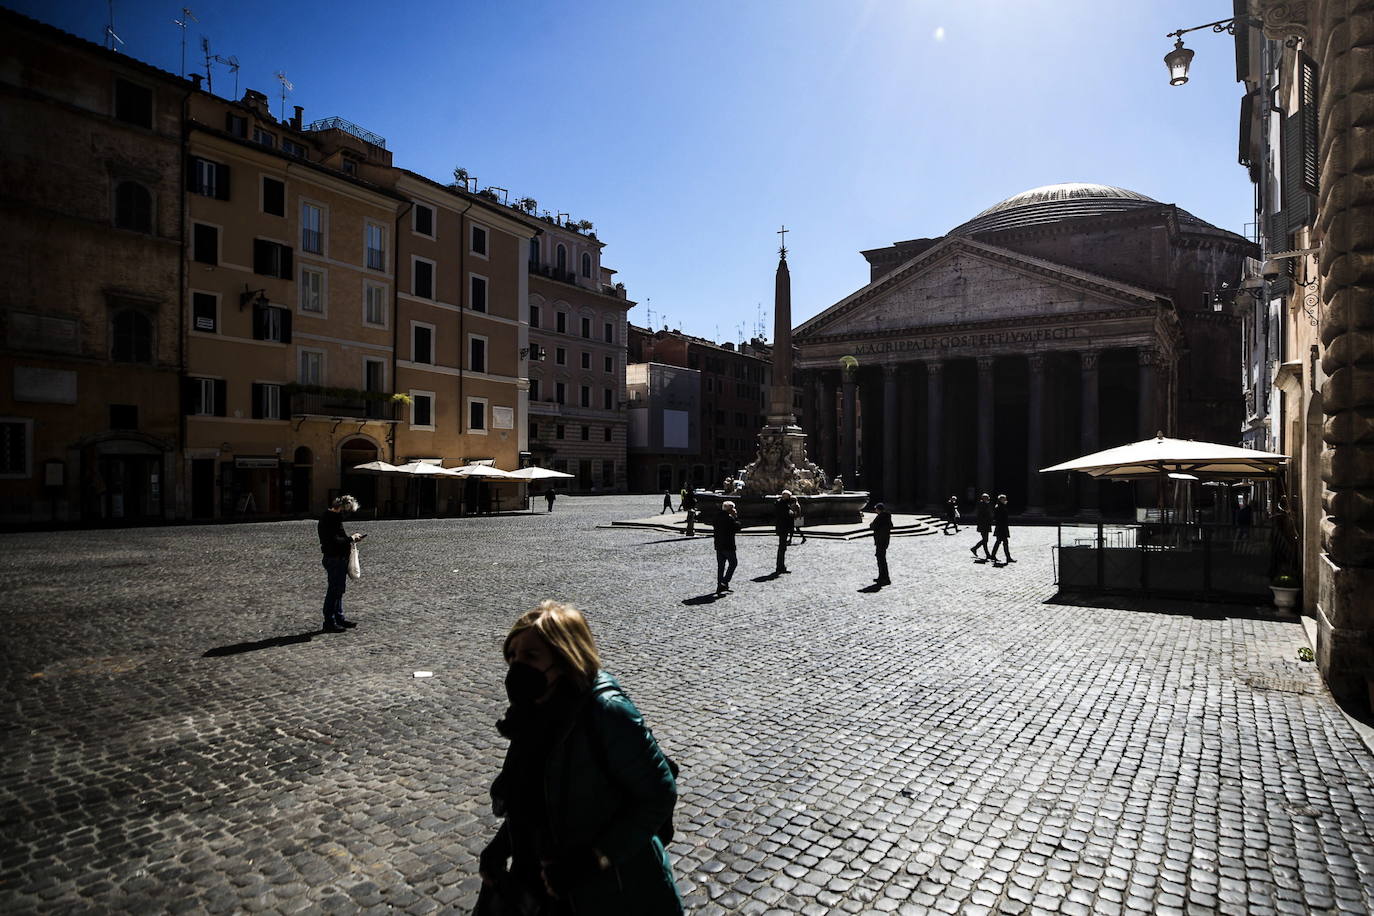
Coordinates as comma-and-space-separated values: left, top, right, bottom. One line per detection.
0, 10, 188, 523
526, 222, 633, 492
795, 183, 1256, 514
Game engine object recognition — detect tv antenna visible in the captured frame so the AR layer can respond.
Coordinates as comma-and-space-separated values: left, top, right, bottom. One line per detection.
104, 0, 124, 49
202, 38, 239, 97
275, 71, 293, 121
172, 8, 197, 76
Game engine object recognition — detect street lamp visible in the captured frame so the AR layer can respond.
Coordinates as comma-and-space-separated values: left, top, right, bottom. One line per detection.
1165, 14, 1302, 86
1164, 38, 1195, 86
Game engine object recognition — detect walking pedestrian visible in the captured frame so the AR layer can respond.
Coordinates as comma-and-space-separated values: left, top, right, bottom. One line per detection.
773, 489, 795, 574
990, 493, 1015, 564
870, 502, 893, 585
318, 495, 365, 633
714, 501, 742, 594
681, 489, 697, 537
545, 489, 556, 513
661, 490, 673, 514
970, 493, 993, 560
787, 492, 806, 544
943, 495, 961, 534
476, 601, 682, 916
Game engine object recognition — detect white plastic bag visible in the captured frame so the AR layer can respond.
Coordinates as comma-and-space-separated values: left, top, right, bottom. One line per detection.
347, 542, 362, 581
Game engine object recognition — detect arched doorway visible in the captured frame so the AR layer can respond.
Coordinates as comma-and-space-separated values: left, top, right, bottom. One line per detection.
292, 446, 313, 514
339, 438, 378, 513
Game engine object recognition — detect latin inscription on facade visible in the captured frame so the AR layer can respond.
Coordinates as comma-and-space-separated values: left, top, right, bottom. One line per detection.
850, 326, 1084, 357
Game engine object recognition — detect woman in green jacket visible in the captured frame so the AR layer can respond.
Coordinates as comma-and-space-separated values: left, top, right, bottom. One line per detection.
477, 601, 682, 916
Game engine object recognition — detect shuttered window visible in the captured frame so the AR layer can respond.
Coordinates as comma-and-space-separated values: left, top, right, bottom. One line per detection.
253, 239, 293, 278
1300, 56, 1318, 194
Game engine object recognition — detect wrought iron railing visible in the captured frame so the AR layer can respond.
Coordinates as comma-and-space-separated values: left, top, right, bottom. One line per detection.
292, 392, 397, 421
304, 116, 387, 149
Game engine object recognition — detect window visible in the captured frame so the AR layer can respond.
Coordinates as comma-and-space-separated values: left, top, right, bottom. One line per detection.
412, 324, 433, 364
0, 421, 30, 477
189, 377, 225, 416
114, 182, 151, 232
603, 426, 612, 443
281, 138, 308, 160
470, 336, 487, 374
529, 420, 540, 442
556, 312, 567, 334
581, 352, 591, 370
413, 203, 434, 237
581, 252, 592, 278
109, 404, 138, 430
412, 258, 434, 299
225, 113, 247, 138
192, 292, 217, 333
581, 425, 590, 441
469, 398, 487, 432
190, 157, 230, 200
556, 244, 567, 271
364, 358, 386, 394
529, 378, 540, 400
410, 392, 434, 429
252, 304, 291, 343
471, 224, 488, 256
470, 275, 488, 312
556, 424, 565, 440
114, 78, 152, 127
253, 239, 293, 278
365, 222, 386, 270
253, 127, 275, 148
262, 177, 285, 217
555, 382, 566, 405
555, 347, 566, 366
111, 310, 153, 363
298, 349, 323, 385
578, 317, 590, 338
529, 304, 540, 328
364, 283, 386, 326
341, 157, 358, 176
251, 383, 283, 420
603, 389, 613, 410
301, 203, 324, 253
604, 355, 613, 373
529, 238, 539, 265
604, 322, 614, 343
300, 267, 324, 314
580, 385, 590, 408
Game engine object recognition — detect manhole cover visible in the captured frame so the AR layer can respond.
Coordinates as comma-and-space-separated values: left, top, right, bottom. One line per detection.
1243, 674, 1313, 694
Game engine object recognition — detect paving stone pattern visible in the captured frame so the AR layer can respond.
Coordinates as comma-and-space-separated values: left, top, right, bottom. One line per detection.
2, 495, 1372, 915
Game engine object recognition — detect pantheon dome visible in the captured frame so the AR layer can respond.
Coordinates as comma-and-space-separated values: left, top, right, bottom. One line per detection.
948, 181, 1206, 236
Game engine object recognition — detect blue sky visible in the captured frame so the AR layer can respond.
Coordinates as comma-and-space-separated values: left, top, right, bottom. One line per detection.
17, 1, 1254, 340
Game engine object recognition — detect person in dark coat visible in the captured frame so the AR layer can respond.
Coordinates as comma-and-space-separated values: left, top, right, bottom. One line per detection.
714, 501, 743, 594
943, 495, 961, 534
681, 489, 697, 537
477, 601, 682, 916
545, 489, 556, 512
317, 495, 364, 633
990, 493, 1015, 564
773, 490, 795, 574
661, 490, 674, 514
870, 503, 893, 585
970, 493, 993, 560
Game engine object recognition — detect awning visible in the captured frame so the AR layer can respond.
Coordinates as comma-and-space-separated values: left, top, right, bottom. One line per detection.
1040, 435, 1289, 479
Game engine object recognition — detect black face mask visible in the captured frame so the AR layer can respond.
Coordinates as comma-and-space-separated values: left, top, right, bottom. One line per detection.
505, 661, 553, 706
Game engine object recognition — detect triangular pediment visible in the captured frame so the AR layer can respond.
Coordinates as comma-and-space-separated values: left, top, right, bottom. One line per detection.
797, 237, 1165, 339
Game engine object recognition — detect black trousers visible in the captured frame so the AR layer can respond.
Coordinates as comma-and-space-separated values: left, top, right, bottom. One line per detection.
716, 550, 737, 586
875, 543, 889, 582
776, 535, 789, 571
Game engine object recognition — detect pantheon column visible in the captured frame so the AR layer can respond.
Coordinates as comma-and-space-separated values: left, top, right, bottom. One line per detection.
882, 363, 900, 503
925, 360, 944, 508
898, 364, 919, 506
1024, 353, 1046, 515
841, 369, 857, 483
1079, 350, 1101, 518
977, 356, 995, 491
1137, 347, 1158, 440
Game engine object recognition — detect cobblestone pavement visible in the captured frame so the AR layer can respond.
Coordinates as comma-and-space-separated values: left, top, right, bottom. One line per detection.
2, 495, 1372, 915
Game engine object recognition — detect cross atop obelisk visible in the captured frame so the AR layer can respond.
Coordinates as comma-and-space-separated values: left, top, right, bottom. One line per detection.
777, 224, 788, 259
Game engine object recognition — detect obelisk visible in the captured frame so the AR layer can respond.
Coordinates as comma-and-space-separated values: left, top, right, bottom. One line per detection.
768, 226, 795, 427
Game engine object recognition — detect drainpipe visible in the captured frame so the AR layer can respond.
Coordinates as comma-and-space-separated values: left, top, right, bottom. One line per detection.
391, 199, 414, 464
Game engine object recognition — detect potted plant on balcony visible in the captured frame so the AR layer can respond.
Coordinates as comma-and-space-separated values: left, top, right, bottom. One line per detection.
1269, 573, 1300, 610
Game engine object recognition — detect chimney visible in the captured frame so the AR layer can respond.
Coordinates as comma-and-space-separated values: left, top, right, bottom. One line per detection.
241, 89, 270, 119
190, 73, 202, 91
291, 105, 303, 130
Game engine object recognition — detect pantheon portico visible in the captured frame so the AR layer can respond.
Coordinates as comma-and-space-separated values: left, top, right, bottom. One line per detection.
795, 183, 1256, 515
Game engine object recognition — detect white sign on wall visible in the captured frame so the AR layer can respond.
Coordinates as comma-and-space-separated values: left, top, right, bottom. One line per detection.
491, 406, 514, 429
14, 367, 77, 404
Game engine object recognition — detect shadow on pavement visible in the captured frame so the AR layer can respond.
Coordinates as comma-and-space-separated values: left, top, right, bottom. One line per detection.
682, 593, 723, 605
752, 573, 782, 583
858, 583, 884, 593
640, 537, 700, 545
203, 631, 318, 657
1045, 590, 1294, 623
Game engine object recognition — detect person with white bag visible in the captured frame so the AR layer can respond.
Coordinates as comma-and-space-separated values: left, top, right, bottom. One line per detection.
317, 495, 366, 633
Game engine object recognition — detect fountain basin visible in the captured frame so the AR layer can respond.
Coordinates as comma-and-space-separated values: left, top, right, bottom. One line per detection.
694, 490, 870, 527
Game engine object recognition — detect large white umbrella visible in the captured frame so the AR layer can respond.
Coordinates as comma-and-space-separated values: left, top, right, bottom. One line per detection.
393, 461, 454, 476
505, 467, 575, 480
450, 464, 514, 478
351, 460, 402, 473
1040, 435, 1289, 480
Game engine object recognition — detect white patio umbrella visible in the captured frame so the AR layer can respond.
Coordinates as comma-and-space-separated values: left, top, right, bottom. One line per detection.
1040, 435, 1289, 480
393, 461, 454, 476
505, 467, 575, 480
450, 464, 514, 479
351, 460, 402, 473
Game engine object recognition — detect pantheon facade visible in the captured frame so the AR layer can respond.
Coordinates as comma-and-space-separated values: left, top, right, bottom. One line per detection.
795, 183, 1257, 515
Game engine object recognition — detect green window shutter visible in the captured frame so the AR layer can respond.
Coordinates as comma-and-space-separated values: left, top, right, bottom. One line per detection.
251, 383, 264, 419
1280, 112, 1312, 235
213, 379, 227, 417
1300, 56, 1318, 194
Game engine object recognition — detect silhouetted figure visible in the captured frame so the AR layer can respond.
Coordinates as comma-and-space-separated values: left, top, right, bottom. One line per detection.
943, 495, 961, 534
970, 493, 993, 560
773, 489, 796, 574
318, 495, 364, 633
545, 490, 556, 513
714, 501, 742, 594
990, 494, 1014, 564
870, 503, 893, 585
661, 490, 673, 514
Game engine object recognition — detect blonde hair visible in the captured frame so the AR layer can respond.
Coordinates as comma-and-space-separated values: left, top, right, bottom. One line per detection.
504, 600, 601, 691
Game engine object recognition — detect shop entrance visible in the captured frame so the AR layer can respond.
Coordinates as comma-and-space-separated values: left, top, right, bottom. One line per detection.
339, 438, 378, 512
191, 459, 215, 518
291, 446, 313, 513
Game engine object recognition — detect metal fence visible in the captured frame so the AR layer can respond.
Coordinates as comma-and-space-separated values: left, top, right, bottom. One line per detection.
1056, 522, 1277, 600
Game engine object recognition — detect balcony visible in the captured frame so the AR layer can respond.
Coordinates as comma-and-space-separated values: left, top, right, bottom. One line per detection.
530, 262, 580, 286
292, 391, 399, 421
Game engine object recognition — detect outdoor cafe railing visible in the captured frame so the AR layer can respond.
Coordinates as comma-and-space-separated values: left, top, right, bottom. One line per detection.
1055, 521, 1276, 600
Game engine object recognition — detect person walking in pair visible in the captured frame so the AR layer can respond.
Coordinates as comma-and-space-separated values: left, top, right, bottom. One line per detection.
970, 493, 993, 560
870, 503, 893, 585
990, 493, 1015, 564
714, 501, 742, 594
773, 490, 796, 574
943, 495, 961, 534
